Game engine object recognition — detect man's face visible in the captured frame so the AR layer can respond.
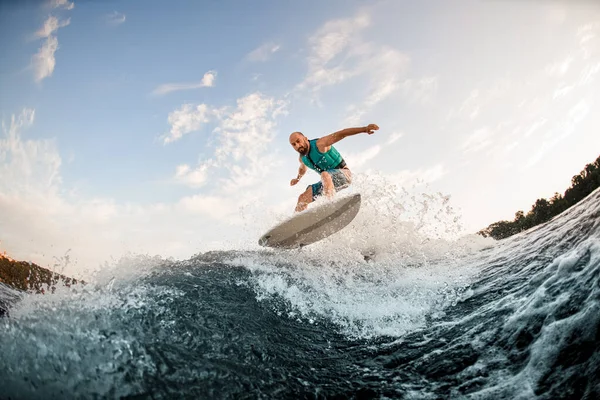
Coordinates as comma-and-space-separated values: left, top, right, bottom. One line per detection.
289, 133, 308, 155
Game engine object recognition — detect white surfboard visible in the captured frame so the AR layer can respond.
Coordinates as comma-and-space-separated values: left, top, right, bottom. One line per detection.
259, 193, 361, 249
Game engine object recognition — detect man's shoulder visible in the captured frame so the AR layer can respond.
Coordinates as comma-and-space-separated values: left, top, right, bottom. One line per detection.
315, 137, 332, 153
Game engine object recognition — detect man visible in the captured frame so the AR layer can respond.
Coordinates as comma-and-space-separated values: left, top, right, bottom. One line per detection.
289, 124, 379, 212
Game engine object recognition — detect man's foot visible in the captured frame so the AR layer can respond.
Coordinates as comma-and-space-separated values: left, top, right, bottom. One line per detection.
295, 202, 308, 212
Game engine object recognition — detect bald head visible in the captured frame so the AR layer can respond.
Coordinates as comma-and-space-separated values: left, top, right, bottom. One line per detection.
289, 132, 309, 155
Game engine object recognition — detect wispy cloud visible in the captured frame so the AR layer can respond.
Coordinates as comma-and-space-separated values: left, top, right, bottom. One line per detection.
32, 35, 59, 82
0, 108, 252, 271
51, 0, 74, 10
106, 11, 126, 26
460, 128, 494, 154
246, 42, 281, 62
298, 13, 371, 92
456, 90, 481, 121
386, 132, 404, 145
444, 17, 599, 174
577, 23, 598, 60
0, 108, 62, 195
163, 103, 213, 144
36, 16, 70, 38
553, 84, 575, 100
524, 118, 548, 138
344, 145, 381, 169
152, 70, 217, 96
448, 78, 513, 123
213, 93, 288, 194
300, 12, 417, 125
545, 56, 574, 77
31, 15, 71, 82
525, 100, 590, 168
388, 164, 447, 188
579, 62, 600, 85
177, 194, 239, 220
174, 163, 210, 188
168, 92, 287, 192
400, 77, 439, 105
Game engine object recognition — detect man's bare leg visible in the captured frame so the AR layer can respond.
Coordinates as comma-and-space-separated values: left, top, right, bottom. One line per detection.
295, 187, 313, 212
320, 171, 335, 199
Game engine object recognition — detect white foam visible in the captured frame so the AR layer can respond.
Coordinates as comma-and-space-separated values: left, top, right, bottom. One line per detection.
232, 172, 492, 338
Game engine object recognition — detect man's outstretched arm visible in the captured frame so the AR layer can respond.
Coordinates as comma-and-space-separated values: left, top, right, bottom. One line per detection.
317, 124, 379, 150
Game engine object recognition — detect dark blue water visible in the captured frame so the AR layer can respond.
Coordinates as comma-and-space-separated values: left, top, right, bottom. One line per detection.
1, 188, 599, 399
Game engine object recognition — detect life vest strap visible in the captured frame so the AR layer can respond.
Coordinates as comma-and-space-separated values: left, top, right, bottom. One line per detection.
336, 160, 347, 169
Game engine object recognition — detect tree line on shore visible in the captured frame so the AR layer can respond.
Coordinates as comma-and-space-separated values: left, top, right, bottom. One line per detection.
478, 154, 600, 240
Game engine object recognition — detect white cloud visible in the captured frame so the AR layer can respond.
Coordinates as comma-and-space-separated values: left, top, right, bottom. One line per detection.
524, 118, 548, 138
300, 11, 440, 118
456, 90, 481, 121
300, 13, 415, 124
32, 35, 59, 82
545, 56, 574, 77
0, 110, 60, 196
163, 103, 212, 144
0, 109, 260, 274
460, 128, 494, 154
106, 11, 126, 25
553, 84, 575, 100
213, 92, 287, 162
577, 23, 598, 60
345, 74, 435, 125
386, 132, 404, 145
246, 42, 281, 62
211, 93, 287, 192
400, 77, 439, 104
388, 164, 447, 188
360, 47, 410, 107
177, 194, 237, 220
31, 15, 71, 82
167, 92, 287, 192
152, 70, 217, 96
220, 158, 280, 193
566, 99, 590, 126
299, 13, 371, 92
525, 100, 590, 168
36, 16, 70, 38
51, 0, 74, 10
174, 163, 210, 188
449, 78, 515, 124
579, 62, 600, 85
201, 71, 216, 86
344, 145, 381, 169
310, 14, 370, 67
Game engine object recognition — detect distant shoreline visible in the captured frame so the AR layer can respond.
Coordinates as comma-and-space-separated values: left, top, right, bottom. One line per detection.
0, 252, 84, 295
478, 154, 600, 240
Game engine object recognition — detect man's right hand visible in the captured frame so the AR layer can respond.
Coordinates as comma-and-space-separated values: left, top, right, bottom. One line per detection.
365, 124, 379, 134
290, 178, 300, 186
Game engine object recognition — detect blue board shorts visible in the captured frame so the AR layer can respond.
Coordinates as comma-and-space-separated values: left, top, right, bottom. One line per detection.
308, 169, 352, 201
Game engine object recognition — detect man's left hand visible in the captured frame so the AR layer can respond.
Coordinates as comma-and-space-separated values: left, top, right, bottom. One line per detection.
365, 124, 379, 134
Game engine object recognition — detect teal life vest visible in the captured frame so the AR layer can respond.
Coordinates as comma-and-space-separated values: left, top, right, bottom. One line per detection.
301, 139, 346, 173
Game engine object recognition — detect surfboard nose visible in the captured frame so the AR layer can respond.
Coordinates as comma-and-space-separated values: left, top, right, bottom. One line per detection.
258, 235, 271, 246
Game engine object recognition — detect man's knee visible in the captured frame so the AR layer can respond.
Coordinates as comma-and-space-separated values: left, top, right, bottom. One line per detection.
299, 187, 313, 202
344, 170, 352, 184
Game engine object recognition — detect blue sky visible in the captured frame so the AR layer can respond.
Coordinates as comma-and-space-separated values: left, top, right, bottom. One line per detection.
2, 0, 600, 272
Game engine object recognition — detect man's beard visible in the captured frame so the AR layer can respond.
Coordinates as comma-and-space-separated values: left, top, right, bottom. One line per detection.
298, 146, 308, 155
